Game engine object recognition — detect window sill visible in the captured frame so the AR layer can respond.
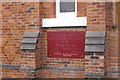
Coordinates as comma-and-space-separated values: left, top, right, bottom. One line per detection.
42, 17, 87, 27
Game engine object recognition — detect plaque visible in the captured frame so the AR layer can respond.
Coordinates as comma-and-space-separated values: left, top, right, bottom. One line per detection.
47, 31, 85, 58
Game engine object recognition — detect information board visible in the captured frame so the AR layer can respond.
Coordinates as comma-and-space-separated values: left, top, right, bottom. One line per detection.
47, 31, 85, 58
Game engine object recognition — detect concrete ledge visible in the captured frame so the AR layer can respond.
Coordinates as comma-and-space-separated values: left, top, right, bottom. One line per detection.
42, 17, 87, 27
1, 64, 85, 72
106, 70, 120, 73
23, 32, 39, 38
85, 45, 105, 52
1, 64, 20, 70
85, 72, 104, 77
40, 66, 85, 71
86, 31, 106, 38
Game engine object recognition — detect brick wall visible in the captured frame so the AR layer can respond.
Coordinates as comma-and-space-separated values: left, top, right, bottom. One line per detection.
2, 2, 40, 78
105, 2, 119, 78
41, 1, 87, 18
119, 2, 120, 29
35, 1, 87, 78
41, 2, 56, 18
36, 28, 86, 78
87, 2, 106, 31
106, 31, 119, 78
0, 1, 2, 79
77, 2, 87, 17
118, 1, 120, 78
85, 2, 106, 78
1, 1, 119, 79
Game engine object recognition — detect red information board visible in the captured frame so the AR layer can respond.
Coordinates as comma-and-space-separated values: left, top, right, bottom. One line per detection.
47, 31, 85, 58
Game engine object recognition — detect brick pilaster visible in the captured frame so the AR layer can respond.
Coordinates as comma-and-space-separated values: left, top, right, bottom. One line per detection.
85, 2, 106, 78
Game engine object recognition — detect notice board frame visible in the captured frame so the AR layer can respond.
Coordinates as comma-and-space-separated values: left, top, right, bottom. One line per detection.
47, 31, 85, 58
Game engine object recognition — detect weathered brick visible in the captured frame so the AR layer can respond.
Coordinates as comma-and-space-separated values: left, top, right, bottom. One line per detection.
1, 1, 119, 79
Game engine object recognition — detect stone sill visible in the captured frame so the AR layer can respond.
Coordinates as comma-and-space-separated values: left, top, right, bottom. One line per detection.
42, 17, 87, 27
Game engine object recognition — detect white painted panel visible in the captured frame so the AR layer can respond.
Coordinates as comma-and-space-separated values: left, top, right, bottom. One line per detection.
85, 45, 105, 52
42, 17, 87, 27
